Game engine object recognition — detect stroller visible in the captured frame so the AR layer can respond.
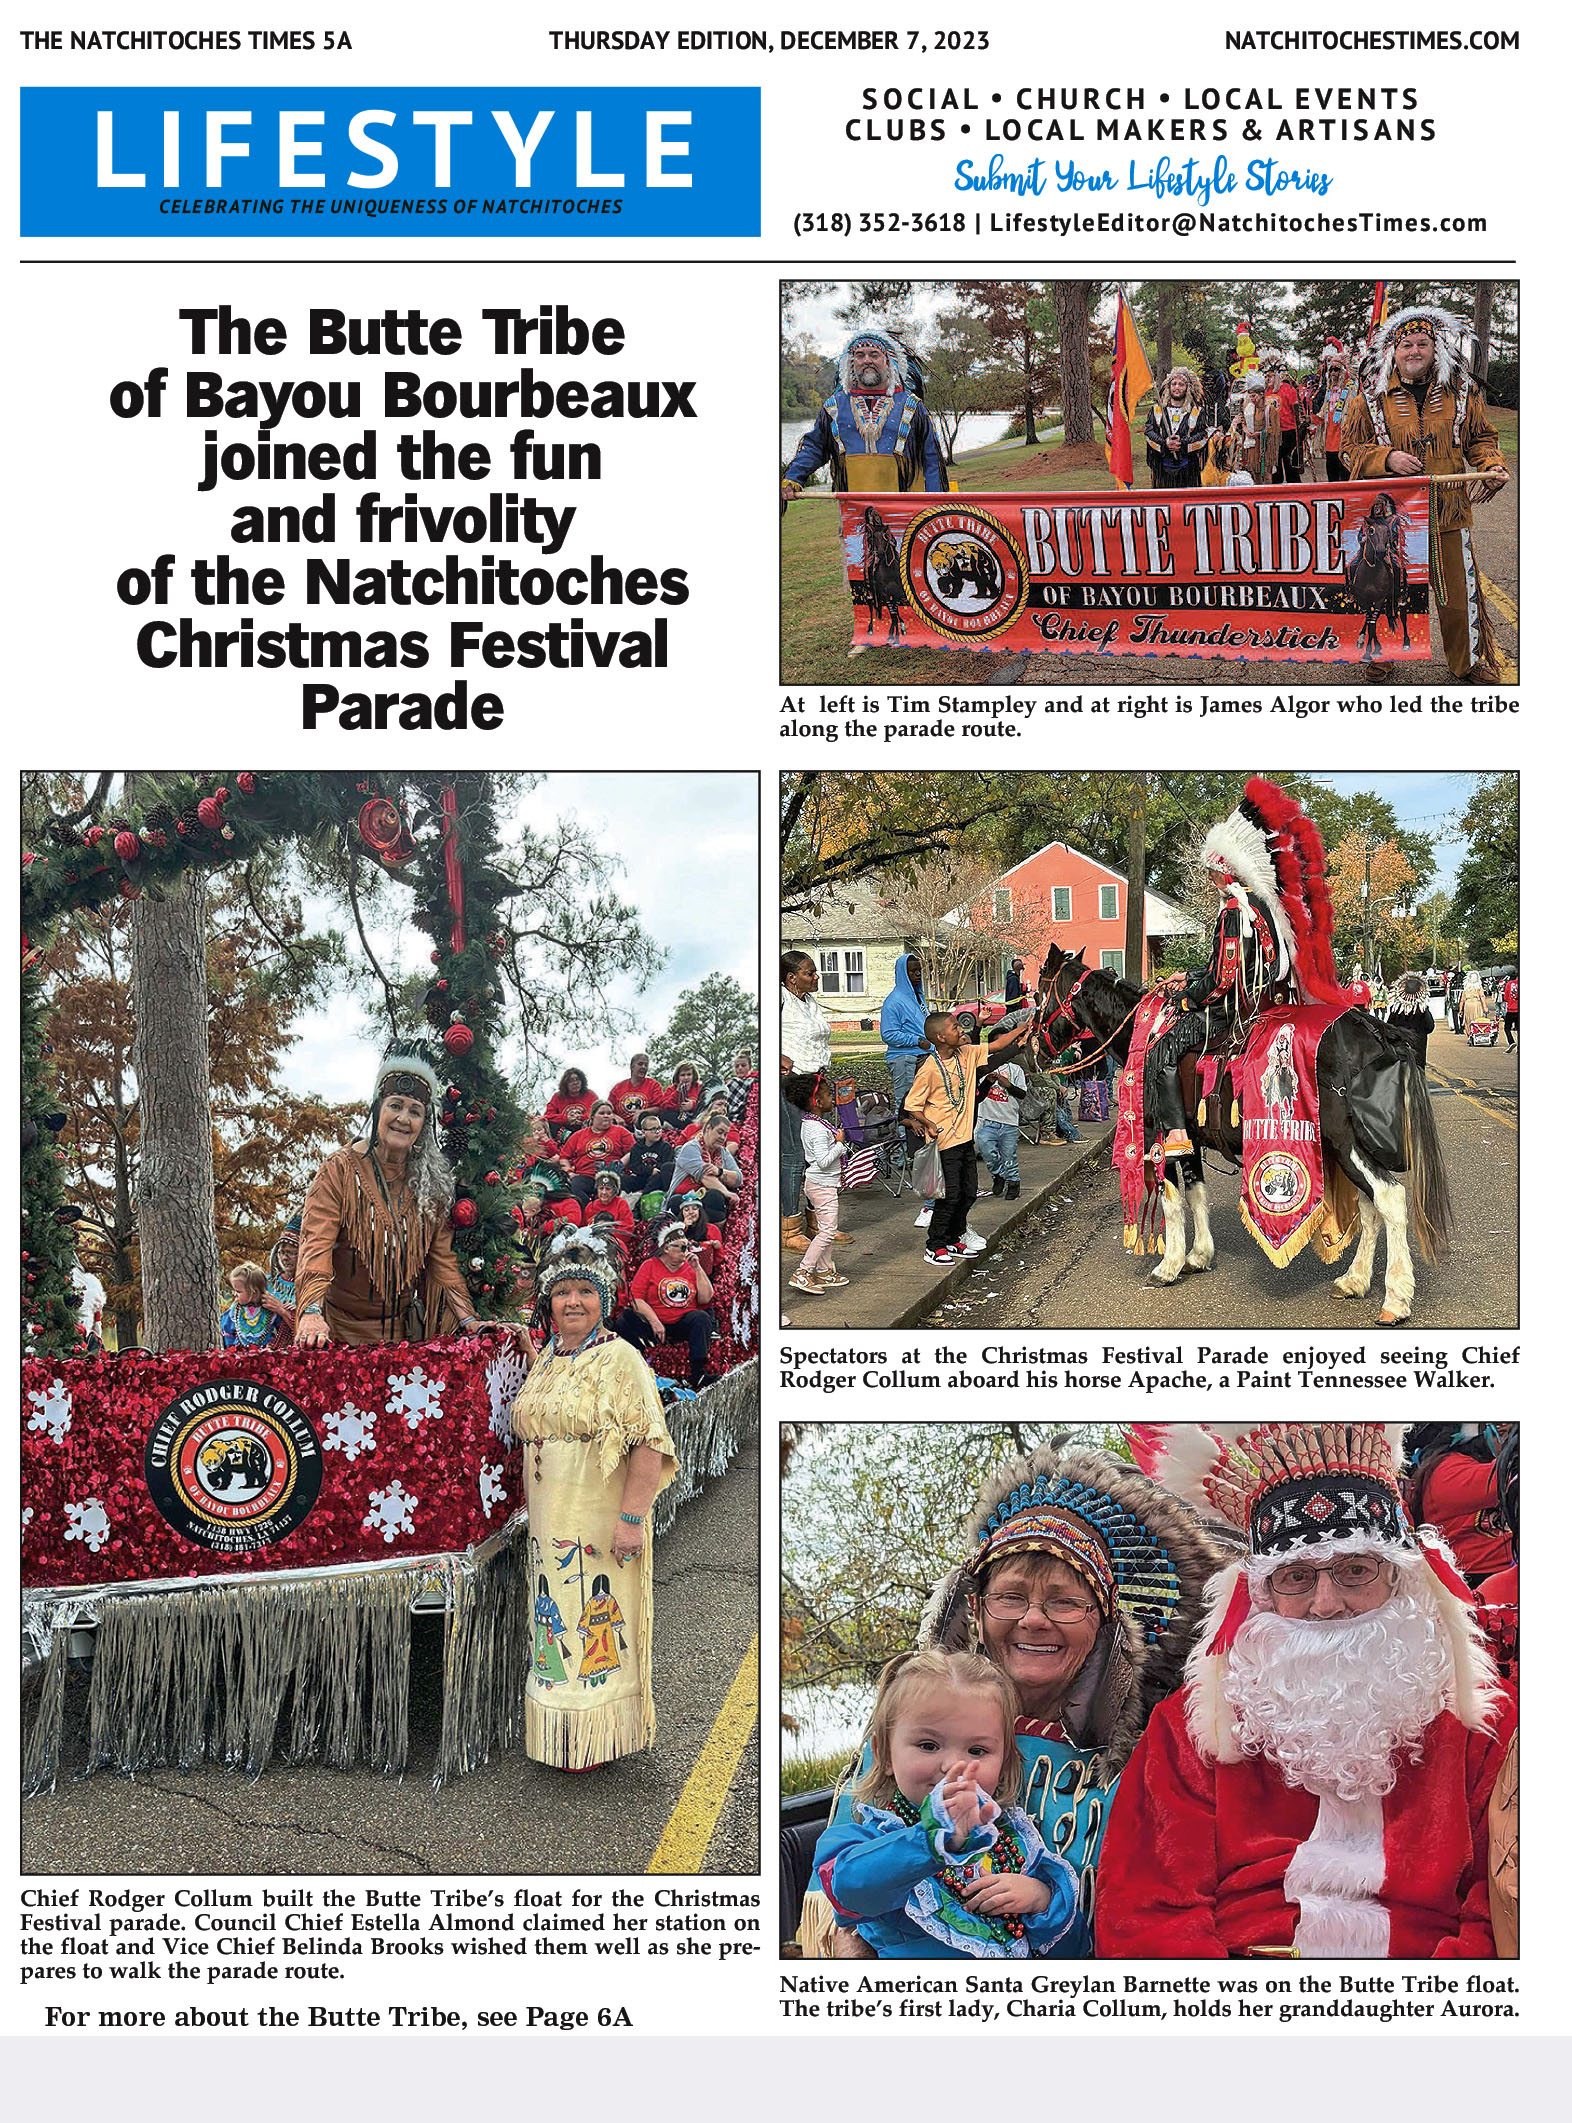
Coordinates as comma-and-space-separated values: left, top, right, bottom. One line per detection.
1465, 1015, 1500, 1048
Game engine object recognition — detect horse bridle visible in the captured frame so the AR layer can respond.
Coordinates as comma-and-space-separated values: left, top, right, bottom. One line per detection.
1041, 968, 1097, 1058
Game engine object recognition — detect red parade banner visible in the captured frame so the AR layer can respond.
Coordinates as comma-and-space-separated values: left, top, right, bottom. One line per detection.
22, 1336, 527, 1591
837, 480, 1431, 664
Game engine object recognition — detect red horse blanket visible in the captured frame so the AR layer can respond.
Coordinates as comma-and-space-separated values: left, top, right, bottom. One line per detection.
1113, 991, 1179, 1255
1238, 1004, 1354, 1266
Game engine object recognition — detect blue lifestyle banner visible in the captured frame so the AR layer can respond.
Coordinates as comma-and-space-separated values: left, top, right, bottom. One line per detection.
21, 86, 762, 237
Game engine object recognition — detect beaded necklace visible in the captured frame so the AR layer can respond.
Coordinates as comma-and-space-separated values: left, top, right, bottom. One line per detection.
889, 1791, 1029, 1947
524, 1324, 612, 1483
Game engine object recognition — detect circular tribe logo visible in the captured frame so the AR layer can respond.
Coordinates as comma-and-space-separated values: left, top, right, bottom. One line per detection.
899, 506, 1030, 639
145, 1379, 322, 1552
1247, 1152, 1313, 1218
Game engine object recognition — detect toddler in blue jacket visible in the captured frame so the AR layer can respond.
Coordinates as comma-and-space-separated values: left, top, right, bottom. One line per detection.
812, 1648, 1086, 1959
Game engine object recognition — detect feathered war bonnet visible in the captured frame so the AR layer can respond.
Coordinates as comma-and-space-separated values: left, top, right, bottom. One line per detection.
1144, 1423, 1502, 1762
1197, 776, 1355, 1008
1367, 304, 1468, 394
535, 1225, 624, 1321
835, 331, 909, 392
917, 1436, 1235, 1778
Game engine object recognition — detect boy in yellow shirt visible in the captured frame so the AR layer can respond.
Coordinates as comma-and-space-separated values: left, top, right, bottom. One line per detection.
904, 1011, 1035, 1265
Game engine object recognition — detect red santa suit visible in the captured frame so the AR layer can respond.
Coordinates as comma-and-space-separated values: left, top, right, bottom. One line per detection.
1095, 1692, 1512, 1959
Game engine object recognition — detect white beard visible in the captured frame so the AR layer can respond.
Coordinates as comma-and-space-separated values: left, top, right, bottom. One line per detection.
1224, 1588, 1452, 1804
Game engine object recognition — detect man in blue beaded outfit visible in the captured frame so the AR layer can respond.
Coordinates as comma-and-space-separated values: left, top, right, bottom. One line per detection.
781, 331, 947, 501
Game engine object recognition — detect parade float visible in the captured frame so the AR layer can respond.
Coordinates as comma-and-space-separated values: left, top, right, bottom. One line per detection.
20, 771, 758, 1791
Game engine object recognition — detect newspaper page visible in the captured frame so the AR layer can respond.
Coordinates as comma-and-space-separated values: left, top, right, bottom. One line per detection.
4, 0, 1565, 2088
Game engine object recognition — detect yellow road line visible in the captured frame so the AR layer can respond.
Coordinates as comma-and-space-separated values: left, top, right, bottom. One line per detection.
1453, 1090, 1517, 1133
647, 1634, 759, 1874
1479, 572, 1518, 626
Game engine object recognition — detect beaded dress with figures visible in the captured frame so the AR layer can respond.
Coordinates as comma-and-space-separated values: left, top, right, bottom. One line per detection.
510, 1302, 677, 1770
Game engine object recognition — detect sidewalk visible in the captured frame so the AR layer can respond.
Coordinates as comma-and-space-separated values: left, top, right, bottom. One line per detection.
782, 1122, 1117, 1331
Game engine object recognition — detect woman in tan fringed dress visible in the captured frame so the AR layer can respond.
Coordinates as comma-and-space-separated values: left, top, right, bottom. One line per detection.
511, 1228, 677, 1770
295, 1053, 483, 1347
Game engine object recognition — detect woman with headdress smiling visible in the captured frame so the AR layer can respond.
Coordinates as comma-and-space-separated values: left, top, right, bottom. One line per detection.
799, 1435, 1229, 1955
293, 1051, 483, 1346
511, 1227, 679, 1770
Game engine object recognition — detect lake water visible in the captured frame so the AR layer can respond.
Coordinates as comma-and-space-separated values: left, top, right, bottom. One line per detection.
780, 409, 1016, 481
783, 1679, 874, 1770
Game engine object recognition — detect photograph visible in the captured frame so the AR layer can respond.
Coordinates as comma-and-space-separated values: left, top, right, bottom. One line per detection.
781, 279, 1519, 687
781, 1419, 1519, 1961
21, 769, 761, 1875
780, 768, 1518, 1331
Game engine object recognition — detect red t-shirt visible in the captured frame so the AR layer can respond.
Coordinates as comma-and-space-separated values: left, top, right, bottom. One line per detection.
545, 1091, 599, 1136
1415, 1449, 1511, 1575
1502, 979, 1518, 1012
586, 1195, 634, 1233
631, 1256, 703, 1325
661, 1083, 705, 1123
561, 1124, 636, 1176
677, 1119, 740, 1148
677, 1222, 723, 1274
609, 1075, 667, 1125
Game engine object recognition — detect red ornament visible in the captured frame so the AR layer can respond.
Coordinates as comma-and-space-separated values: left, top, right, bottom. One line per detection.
451, 1199, 478, 1228
484, 1171, 501, 1186
237, 772, 256, 794
84, 826, 105, 848
443, 1024, 474, 1056
214, 786, 229, 803
22, 850, 37, 867
113, 830, 140, 860
431, 951, 441, 964
196, 797, 223, 830
435, 979, 449, 992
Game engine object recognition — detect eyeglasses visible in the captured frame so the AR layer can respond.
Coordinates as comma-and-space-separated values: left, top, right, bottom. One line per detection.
981, 1592, 1099, 1625
1266, 1557, 1389, 1598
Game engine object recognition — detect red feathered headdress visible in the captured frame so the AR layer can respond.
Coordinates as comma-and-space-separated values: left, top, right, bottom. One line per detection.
1237, 778, 1356, 1008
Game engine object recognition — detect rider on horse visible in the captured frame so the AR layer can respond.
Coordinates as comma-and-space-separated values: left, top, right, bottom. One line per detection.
1149, 781, 1351, 1168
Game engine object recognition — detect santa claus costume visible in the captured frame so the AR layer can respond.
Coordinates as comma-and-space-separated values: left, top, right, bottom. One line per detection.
1096, 1423, 1514, 1959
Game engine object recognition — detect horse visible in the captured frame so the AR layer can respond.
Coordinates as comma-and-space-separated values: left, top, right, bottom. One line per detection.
861, 507, 905, 645
1035, 943, 1453, 1324
1346, 493, 1411, 661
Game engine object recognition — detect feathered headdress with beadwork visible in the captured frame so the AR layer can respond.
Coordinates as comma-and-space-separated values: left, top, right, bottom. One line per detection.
917, 1438, 1235, 1777
835, 331, 909, 393
536, 1225, 624, 1318
1367, 304, 1468, 394
1199, 778, 1355, 1008
1142, 1423, 1501, 1756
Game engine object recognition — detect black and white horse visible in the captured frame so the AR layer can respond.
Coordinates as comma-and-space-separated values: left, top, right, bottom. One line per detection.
1035, 944, 1452, 1323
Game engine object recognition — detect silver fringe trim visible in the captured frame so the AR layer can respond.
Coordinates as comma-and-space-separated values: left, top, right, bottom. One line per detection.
22, 1362, 758, 1794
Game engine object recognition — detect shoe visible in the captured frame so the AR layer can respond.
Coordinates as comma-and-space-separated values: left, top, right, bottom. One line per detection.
1367, 662, 1396, 683
924, 1245, 957, 1265
914, 1206, 933, 1228
816, 1271, 851, 1289
781, 1214, 811, 1255
956, 1231, 988, 1256
991, 1173, 1006, 1196
832, 1231, 852, 1243
788, 1271, 826, 1295
1005, 1181, 1020, 1201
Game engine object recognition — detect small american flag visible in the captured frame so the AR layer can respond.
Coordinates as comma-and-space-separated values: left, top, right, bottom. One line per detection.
842, 1146, 880, 1190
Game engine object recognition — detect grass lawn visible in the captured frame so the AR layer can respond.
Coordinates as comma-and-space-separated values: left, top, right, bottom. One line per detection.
780, 407, 1520, 689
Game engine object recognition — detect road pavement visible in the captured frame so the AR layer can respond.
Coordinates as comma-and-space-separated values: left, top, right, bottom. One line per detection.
934, 1040, 1516, 1333
22, 1439, 760, 1880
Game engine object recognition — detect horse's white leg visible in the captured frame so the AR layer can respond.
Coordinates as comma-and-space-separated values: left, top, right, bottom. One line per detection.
1148, 1175, 1189, 1285
1183, 1182, 1215, 1272
1333, 1191, 1380, 1298
1342, 1148, 1415, 1322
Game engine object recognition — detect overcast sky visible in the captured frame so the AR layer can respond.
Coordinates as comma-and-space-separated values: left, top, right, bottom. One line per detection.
281, 773, 759, 1109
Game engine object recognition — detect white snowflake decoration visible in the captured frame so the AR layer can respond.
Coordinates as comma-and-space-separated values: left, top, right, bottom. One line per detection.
64, 1499, 112, 1554
27, 1379, 73, 1444
363, 1481, 417, 1544
485, 1343, 529, 1444
384, 1365, 445, 1430
22, 1505, 35, 1535
478, 1461, 507, 1519
321, 1402, 378, 1462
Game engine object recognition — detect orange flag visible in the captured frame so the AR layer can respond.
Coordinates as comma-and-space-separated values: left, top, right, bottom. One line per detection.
1105, 287, 1155, 490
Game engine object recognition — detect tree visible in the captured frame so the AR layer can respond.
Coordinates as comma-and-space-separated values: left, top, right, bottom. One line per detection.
878, 855, 1049, 1006
781, 769, 1023, 908
1326, 833, 1419, 970
1450, 772, 1519, 958
920, 304, 1012, 458
1052, 281, 1095, 445
957, 280, 1052, 443
833, 279, 918, 338
130, 868, 221, 1353
649, 973, 759, 1085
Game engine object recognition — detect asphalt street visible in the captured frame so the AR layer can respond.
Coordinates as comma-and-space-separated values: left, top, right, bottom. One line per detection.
927, 1028, 1517, 1334
21, 1438, 760, 1880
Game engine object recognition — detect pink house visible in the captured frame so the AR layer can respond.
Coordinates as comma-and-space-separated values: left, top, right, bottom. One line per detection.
981, 842, 1196, 984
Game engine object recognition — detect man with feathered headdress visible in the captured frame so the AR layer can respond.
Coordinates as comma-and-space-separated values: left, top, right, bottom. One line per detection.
1340, 304, 1509, 681
295, 1049, 483, 1345
781, 330, 946, 501
1096, 1423, 1514, 1959
1143, 365, 1208, 488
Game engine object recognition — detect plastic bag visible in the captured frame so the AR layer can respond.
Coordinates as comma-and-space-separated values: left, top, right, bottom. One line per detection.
911, 1140, 945, 1200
